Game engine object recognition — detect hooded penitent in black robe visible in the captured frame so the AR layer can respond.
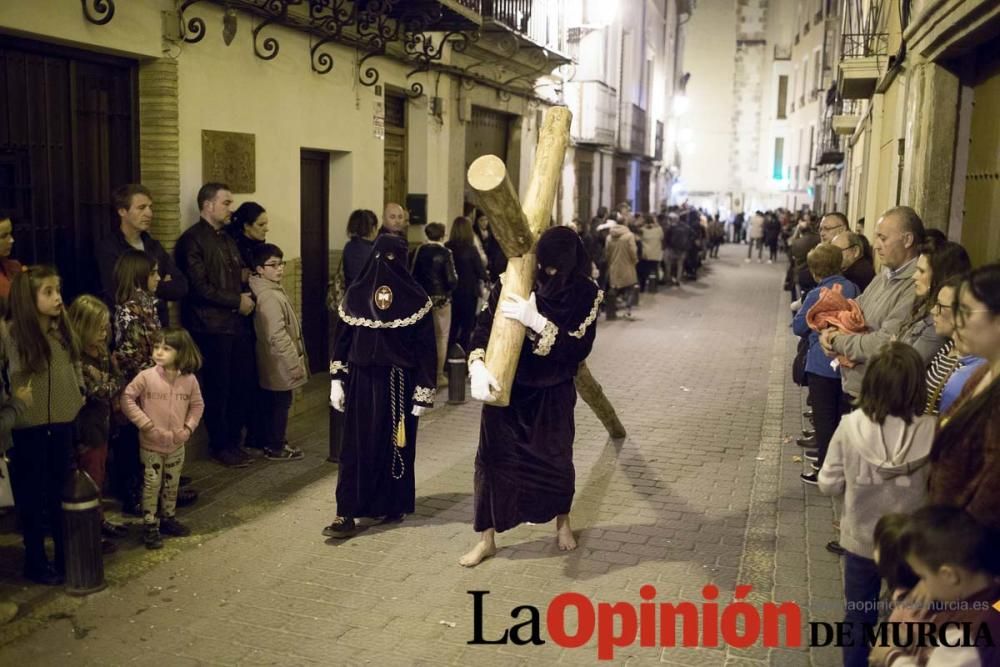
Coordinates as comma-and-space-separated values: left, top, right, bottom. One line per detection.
469, 226, 603, 533
330, 234, 437, 519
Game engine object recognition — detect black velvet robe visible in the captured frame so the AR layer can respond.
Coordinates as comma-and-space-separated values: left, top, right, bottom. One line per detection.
469, 278, 601, 533
330, 315, 436, 518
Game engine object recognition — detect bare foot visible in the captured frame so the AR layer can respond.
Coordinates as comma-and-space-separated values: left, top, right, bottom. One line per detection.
556, 514, 577, 551
459, 531, 497, 567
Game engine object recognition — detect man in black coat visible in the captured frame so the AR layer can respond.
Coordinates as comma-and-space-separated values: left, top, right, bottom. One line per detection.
175, 182, 256, 469
97, 184, 189, 325
409, 222, 458, 385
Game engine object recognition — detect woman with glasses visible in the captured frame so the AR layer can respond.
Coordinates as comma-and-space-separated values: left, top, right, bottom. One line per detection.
928, 262, 1000, 530
923, 276, 985, 416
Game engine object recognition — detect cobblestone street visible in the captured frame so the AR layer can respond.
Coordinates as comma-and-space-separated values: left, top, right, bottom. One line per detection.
0, 245, 846, 666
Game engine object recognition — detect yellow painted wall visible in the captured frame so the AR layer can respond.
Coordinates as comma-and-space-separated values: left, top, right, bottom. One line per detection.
0, 0, 163, 59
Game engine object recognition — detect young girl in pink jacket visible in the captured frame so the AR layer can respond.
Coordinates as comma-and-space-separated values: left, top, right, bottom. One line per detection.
121, 328, 204, 550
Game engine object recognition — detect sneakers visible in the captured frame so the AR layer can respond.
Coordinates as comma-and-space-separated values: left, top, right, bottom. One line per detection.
803, 449, 819, 462
826, 540, 846, 556
214, 448, 253, 468
802, 428, 815, 438
744, 258, 751, 263
144, 525, 163, 550
265, 446, 304, 461
800, 472, 818, 485
796, 435, 816, 448
159, 517, 191, 537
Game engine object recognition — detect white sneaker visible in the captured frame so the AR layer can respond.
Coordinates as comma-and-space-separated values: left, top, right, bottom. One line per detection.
767, 259, 773, 264
745, 258, 751, 263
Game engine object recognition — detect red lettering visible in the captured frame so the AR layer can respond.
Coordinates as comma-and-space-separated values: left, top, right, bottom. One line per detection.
763, 602, 802, 647
702, 584, 719, 647
547, 593, 595, 648
659, 602, 700, 646
597, 602, 638, 660
639, 585, 657, 646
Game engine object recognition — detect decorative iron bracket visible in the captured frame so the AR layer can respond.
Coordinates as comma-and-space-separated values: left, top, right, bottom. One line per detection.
252, 0, 296, 60
178, 0, 207, 43
81, 0, 116, 25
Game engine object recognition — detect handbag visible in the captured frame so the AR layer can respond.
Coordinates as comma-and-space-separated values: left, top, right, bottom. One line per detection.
792, 336, 810, 387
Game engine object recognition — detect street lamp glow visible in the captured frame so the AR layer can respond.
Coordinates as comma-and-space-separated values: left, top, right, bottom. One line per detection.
672, 94, 689, 116
587, 0, 617, 27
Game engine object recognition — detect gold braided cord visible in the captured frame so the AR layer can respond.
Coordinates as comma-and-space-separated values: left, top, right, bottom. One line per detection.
338, 299, 433, 329
569, 290, 604, 339
532, 320, 558, 357
413, 386, 435, 404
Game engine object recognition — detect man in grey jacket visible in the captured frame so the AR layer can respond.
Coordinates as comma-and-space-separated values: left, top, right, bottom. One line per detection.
820, 206, 926, 397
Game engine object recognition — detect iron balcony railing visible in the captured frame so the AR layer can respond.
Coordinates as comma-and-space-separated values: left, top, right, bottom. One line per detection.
841, 31, 889, 58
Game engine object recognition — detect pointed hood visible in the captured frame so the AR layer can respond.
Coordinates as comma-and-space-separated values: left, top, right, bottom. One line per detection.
339, 234, 431, 328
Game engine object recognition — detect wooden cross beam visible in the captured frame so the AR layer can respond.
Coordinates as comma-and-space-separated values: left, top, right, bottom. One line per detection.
467, 106, 626, 439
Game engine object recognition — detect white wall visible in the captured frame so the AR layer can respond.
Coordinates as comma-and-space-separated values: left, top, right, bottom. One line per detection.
680, 0, 737, 193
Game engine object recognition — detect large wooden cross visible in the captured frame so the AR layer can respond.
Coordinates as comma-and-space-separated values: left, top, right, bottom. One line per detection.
467, 106, 626, 439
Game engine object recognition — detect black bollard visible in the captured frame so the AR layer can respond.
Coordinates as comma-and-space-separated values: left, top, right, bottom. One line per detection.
328, 407, 344, 463
62, 470, 105, 596
447, 344, 467, 405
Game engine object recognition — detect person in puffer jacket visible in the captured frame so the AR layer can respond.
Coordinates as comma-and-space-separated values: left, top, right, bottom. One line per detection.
818, 342, 936, 667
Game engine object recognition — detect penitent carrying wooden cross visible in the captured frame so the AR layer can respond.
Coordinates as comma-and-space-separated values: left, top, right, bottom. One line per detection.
466, 106, 626, 439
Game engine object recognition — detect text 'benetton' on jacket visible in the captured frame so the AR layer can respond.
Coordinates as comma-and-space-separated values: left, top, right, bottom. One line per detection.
121, 365, 205, 454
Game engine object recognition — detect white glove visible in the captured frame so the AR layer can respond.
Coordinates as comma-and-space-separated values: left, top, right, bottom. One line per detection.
411, 405, 427, 417
469, 360, 501, 402
500, 292, 548, 334
329, 380, 345, 412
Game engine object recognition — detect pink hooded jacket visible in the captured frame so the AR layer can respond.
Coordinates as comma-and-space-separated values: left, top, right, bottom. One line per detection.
121, 366, 204, 454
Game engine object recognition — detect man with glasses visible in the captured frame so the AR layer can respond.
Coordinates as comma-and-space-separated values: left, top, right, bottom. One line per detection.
820, 206, 927, 399
832, 230, 875, 291
818, 212, 849, 243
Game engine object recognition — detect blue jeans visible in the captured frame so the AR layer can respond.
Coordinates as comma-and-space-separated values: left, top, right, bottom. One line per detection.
843, 552, 881, 667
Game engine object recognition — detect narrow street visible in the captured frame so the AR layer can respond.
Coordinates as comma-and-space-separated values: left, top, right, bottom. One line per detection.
1, 246, 845, 666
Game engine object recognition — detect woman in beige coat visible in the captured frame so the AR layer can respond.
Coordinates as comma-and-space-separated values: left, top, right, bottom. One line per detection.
249, 243, 308, 461
605, 222, 639, 317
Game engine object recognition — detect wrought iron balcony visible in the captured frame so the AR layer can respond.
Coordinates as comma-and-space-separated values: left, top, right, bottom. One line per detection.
176, 1, 482, 95
837, 0, 889, 99
774, 44, 792, 60
569, 80, 617, 146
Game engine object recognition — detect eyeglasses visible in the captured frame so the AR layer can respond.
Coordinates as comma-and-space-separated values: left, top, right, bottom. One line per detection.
820, 223, 846, 232
955, 307, 991, 326
930, 302, 953, 314
264, 260, 286, 268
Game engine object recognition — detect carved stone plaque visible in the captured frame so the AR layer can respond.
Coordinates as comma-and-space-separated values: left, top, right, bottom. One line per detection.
202, 130, 255, 193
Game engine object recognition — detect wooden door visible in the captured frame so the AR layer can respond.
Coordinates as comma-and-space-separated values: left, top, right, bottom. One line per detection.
0, 39, 136, 299
383, 91, 407, 207
961, 54, 1000, 267
300, 150, 329, 374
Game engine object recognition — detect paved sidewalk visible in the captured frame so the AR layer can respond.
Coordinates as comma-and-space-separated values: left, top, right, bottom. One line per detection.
0, 244, 846, 666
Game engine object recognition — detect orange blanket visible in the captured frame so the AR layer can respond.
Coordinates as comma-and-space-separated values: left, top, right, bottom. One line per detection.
805, 283, 867, 368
